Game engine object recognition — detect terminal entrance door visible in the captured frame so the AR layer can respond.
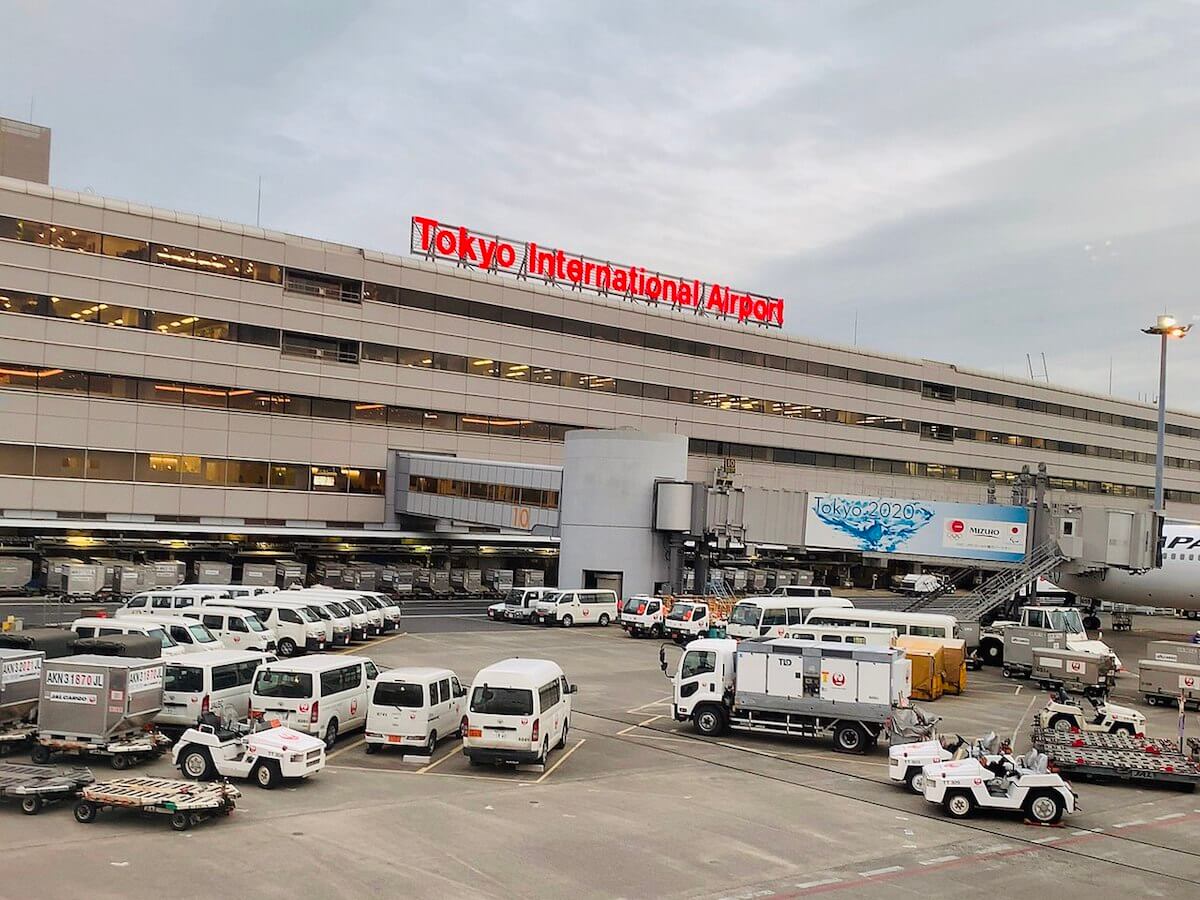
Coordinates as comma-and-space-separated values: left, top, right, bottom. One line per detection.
584, 570, 623, 597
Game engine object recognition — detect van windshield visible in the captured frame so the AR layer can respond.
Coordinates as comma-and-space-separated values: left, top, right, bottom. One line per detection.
147, 627, 176, 649
374, 681, 424, 708
667, 605, 693, 621
165, 665, 203, 693
622, 597, 643, 613
308, 606, 332, 620
729, 604, 761, 626
470, 686, 534, 716
342, 599, 365, 614
254, 670, 313, 698
245, 615, 267, 632
295, 606, 320, 624
189, 624, 218, 644
323, 601, 348, 617
505, 590, 526, 604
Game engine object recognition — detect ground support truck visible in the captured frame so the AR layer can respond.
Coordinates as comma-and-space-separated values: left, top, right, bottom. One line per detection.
980, 606, 1121, 669
1032, 725, 1200, 790
665, 638, 910, 753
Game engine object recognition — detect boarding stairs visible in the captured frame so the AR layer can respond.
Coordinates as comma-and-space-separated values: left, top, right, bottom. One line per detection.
706, 578, 734, 603
898, 566, 977, 611
902, 541, 1065, 623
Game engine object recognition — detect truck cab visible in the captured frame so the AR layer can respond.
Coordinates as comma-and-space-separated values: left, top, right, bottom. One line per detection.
666, 639, 736, 729
982, 606, 1122, 669
664, 601, 714, 643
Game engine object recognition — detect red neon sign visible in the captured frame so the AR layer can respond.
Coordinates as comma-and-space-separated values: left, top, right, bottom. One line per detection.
411, 216, 785, 328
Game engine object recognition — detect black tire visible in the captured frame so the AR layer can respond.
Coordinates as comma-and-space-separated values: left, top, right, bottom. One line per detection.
1111, 723, 1135, 737
833, 723, 868, 754
458, 715, 468, 739
20, 796, 41, 815
468, 755, 485, 767
425, 731, 437, 756
179, 746, 214, 781
1083, 616, 1101, 631
693, 705, 727, 737
982, 640, 1004, 665
904, 767, 927, 794
598, 614, 610, 627
561, 615, 573, 628
1146, 695, 1159, 706
0, 742, 11, 757
30, 744, 51, 765
170, 811, 191, 831
1048, 715, 1075, 734
943, 790, 975, 819
73, 800, 97, 824
1025, 791, 1065, 825
540, 738, 550, 764
277, 638, 298, 658
651, 624, 663, 639
110, 754, 132, 771
254, 760, 281, 790
557, 721, 568, 750
1001, 666, 1014, 679
365, 743, 379, 755
324, 719, 339, 750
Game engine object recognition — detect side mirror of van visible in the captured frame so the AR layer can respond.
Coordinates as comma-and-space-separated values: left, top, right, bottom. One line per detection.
567, 683, 578, 694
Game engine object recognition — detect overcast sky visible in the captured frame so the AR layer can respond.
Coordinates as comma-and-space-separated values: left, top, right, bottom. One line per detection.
5, 1, 1199, 407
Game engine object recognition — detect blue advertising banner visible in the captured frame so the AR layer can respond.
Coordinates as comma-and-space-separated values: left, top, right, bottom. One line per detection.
804, 493, 1029, 562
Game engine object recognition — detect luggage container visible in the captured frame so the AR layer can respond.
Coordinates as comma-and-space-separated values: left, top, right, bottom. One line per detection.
483, 568, 514, 596
314, 561, 347, 588
1000, 628, 1067, 679
1145, 641, 1200, 666
1, 648, 43, 754
275, 561, 306, 589
514, 569, 544, 588
346, 562, 380, 591
451, 568, 483, 595
1033, 648, 1116, 695
0, 628, 77, 659
429, 570, 452, 596
380, 566, 415, 597
897, 635, 965, 697
1139, 658, 1200, 708
241, 563, 276, 587
33, 655, 170, 768
746, 571, 768, 593
724, 569, 748, 593
41, 557, 83, 594
413, 568, 433, 595
152, 561, 186, 588
0, 558, 34, 596
907, 647, 944, 701
195, 561, 234, 584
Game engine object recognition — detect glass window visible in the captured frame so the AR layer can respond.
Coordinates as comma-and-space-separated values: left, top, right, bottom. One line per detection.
362, 342, 397, 364
38, 369, 88, 393
46, 296, 102, 323
136, 452, 183, 483
0, 291, 45, 315
387, 406, 423, 428
180, 455, 226, 486
469, 358, 499, 377
422, 411, 457, 431
311, 466, 348, 492
433, 353, 467, 373
182, 384, 229, 408
243, 260, 283, 284
147, 311, 195, 336
351, 402, 386, 423
529, 367, 559, 385
99, 305, 144, 328
347, 468, 385, 495
228, 390, 276, 413
0, 364, 39, 389
0, 444, 34, 475
680, 650, 716, 680
101, 234, 150, 261
500, 362, 529, 382
615, 379, 642, 397
270, 463, 309, 490
233, 323, 281, 347
560, 372, 590, 390
165, 665, 203, 693
460, 415, 490, 435
85, 449, 133, 481
140, 380, 183, 404
397, 348, 432, 369
470, 686, 533, 716
227, 460, 268, 487
192, 318, 231, 341
374, 681, 424, 707
35, 446, 85, 478
48, 225, 100, 254
253, 669, 312, 698
311, 398, 350, 420
363, 282, 400, 305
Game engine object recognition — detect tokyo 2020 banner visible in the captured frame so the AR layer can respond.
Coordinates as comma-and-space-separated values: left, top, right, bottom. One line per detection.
805, 493, 1029, 562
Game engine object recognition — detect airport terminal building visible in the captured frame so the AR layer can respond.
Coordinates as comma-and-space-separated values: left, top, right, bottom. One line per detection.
1, 172, 1199, 572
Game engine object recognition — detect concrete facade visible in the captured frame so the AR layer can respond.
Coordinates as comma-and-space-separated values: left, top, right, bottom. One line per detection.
2, 174, 1200, 544
0, 120, 50, 185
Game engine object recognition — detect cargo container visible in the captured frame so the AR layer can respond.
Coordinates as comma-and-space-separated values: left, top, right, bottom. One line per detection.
380, 566, 415, 596
346, 562, 380, 591
1138, 658, 1200, 708
429, 570, 452, 596
746, 571, 768, 594
33, 655, 169, 767
314, 561, 347, 588
514, 569, 545, 588
1, 648, 43, 724
1033, 648, 1117, 695
0, 629, 77, 659
1145, 641, 1200, 666
1000, 628, 1067, 679
41, 557, 83, 593
0, 558, 34, 596
275, 560, 306, 588
152, 561, 187, 588
195, 561, 234, 584
239, 563, 274, 587
451, 568, 483, 595
483, 568, 514, 595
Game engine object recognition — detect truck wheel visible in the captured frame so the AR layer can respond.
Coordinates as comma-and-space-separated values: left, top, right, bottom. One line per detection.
1025, 791, 1065, 825
1048, 715, 1075, 734
179, 747, 214, 781
425, 732, 438, 756
324, 719, 339, 750
170, 811, 192, 831
253, 761, 281, 790
365, 743, 380, 755
1146, 695, 1158, 706
1111, 724, 1135, 737
20, 796, 41, 815
73, 800, 98, 824
981, 640, 1004, 665
557, 721, 568, 749
904, 767, 927, 794
30, 744, 51, 765
458, 715, 468, 739
561, 615, 573, 628
694, 706, 727, 737
1083, 615, 1101, 631
598, 614, 610, 627
833, 723, 867, 754
943, 791, 975, 819
277, 638, 298, 658
111, 754, 132, 771
651, 624, 663, 639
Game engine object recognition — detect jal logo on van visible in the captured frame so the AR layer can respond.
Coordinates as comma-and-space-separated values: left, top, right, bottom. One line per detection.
299, 703, 310, 713
350, 700, 358, 716
1186, 678, 1196, 688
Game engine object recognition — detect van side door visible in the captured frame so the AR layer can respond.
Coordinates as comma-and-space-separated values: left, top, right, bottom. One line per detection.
434, 677, 452, 733
344, 664, 366, 727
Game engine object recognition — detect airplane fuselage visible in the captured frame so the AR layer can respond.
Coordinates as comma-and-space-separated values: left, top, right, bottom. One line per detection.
1056, 523, 1200, 612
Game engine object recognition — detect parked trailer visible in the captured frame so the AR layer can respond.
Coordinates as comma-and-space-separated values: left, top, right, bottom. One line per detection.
1032, 648, 1117, 696
1139, 658, 1200, 708
0, 558, 34, 596
1000, 628, 1067, 679
0, 762, 94, 815
1032, 725, 1200, 790
33, 655, 169, 769
73, 777, 240, 830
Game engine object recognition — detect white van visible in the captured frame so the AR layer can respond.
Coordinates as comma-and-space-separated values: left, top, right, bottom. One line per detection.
121, 587, 231, 615
205, 597, 328, 657
532, 589, 618, 627
664, 600, 716, 643
621, 595, 664, 638
779, 624, 897, 648
503, 587, 558, 623
198, 584, 280, 600
182, 606, 276, 653
804, 608, 959, 641
251, 655, 380, 748
771, 585, 834, 599
70, 616, 187, 657
464, 658, 576, 766
365, 667, 467, 756
158, 651, 275, 730
726, 596, 855, 640
290, 587, 402, 633
126, 614, 226, 652
289, 595, 353, 647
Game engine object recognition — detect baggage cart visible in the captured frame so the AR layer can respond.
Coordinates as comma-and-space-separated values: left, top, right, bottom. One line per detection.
429, 570, 452, 596
1111, 611, 1132, 632
514, 569, 544, 588
73, 777, 240, 830
151, 560, 186, 588
0, 762, 94, 815
1033, 725, 1200, 790
1032, 648, 1116, 696
451, 568, 482, 595
1138, 658, 1200, 708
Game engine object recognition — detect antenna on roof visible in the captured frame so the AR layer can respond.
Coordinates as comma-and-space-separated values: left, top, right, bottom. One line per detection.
256, 176, 263, 227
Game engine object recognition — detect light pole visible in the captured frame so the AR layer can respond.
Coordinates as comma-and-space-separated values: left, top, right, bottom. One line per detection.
1141, 314, 1191, 512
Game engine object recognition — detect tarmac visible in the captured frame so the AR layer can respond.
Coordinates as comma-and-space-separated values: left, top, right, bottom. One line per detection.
2, 609, 1200, 898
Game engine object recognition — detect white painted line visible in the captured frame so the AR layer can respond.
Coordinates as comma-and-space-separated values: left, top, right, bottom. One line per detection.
1015, 685, 1022, 695
1011, 694, 1038, 748
617, 715, 663, 736
976, 844, 1014, 854
1070, 829, 1100, 835
1030, 836, 1059, 844
626, 696, 673, 713
1112, 820, 1146, 829
535, 739, 586, 784
919, 855, 959, 866
858, 866, 903, 877
1155, 812, 1186, 821
794, 878, 842, 889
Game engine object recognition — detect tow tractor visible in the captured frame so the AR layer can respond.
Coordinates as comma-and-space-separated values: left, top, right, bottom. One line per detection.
889, 730, 1006, 794
1035, 688, 1145, 736
173, 711, 326, 789
922, 749, 1077, 824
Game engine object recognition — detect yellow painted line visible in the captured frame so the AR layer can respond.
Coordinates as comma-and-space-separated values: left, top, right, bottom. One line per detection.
417, 746, 461, 774
617, 715, 663, 736
326, 736, 366, 760
337, 632, 407, 654
535, 738, 586, 784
